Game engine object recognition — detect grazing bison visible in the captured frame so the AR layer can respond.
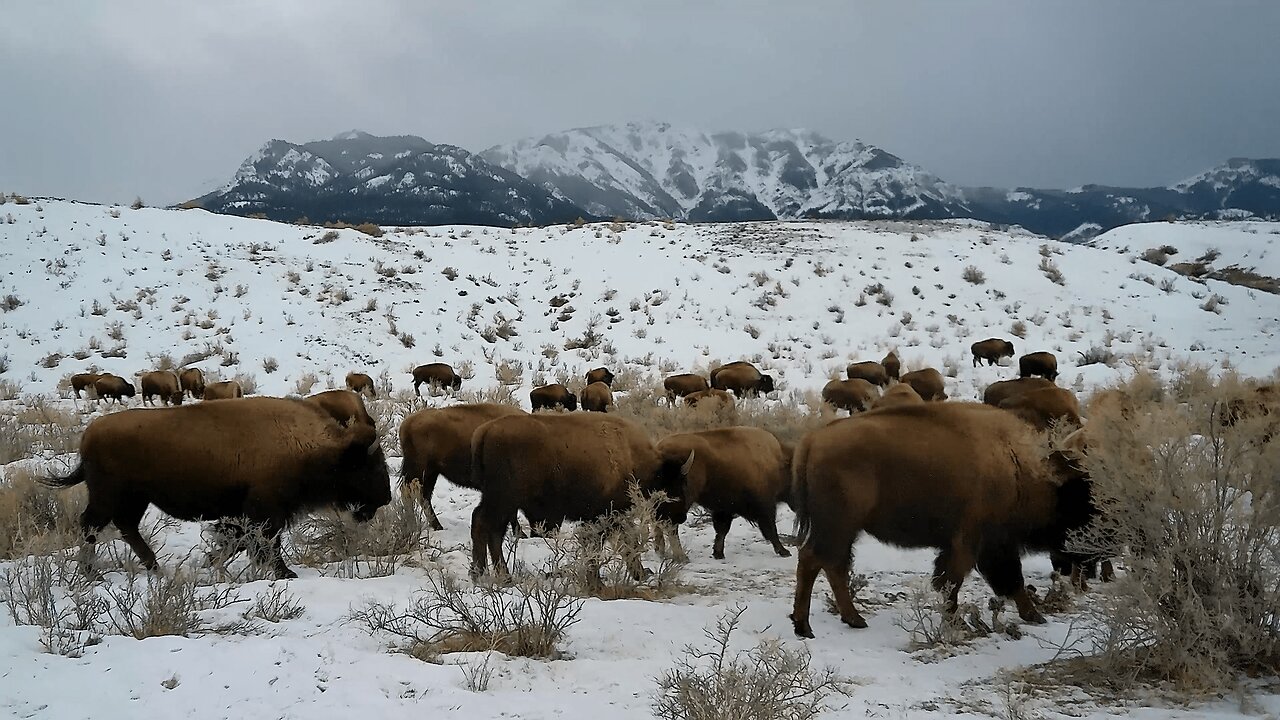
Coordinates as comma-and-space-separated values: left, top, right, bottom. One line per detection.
140, 370, 184, 406
999, 386, 1082, 432
881, 351, 901, 381
412, 363, 463, 395
530, 383, 578, 412
580, 381, 614, 412
683, 388, 736, 410
656, 427, 793, 560
821, 378, 879, 414
983, 377, 1055, 408
972, 338, 1016, 367
871, 383, 924, 410
306, 389, 376, 428
1019, 351, 1059, 382
710, 361, 776, 397
899, 368, 947, 401
178, 368, 206, 399
203, 380, 244, 400
93, 374, 135, 404
586, 367, 615, 387
663, 373, 710, 404
788, 402, 1094, 637
42, 397, 391, 579
70, 373, 101, 399
398, 403, 527, 531
469, 412, 690, 580
345, 372, 376, 398
846, 361, 890, 388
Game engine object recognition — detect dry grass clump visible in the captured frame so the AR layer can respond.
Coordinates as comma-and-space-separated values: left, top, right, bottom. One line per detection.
0, 466, 85, 559
0, 398, 84, 464
291, 497, 428, 578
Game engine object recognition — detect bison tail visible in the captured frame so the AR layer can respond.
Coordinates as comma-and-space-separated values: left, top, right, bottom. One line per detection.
41, 462, 86, 489
789, 439, 812, 545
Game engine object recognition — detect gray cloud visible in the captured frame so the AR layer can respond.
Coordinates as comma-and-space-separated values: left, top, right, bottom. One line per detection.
3, 0, 1278, 205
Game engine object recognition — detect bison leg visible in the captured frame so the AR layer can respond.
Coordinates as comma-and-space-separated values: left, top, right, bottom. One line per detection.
790, 546, 823, 637
755, 510, 791, 558
711, 511, 734, 560
416, 475, 445, 532
931, 539, 977, 616
1100, 559, 1115, 583
77, 504, 113, 579
976, 539, 1044, 624
113, 501, 160, 572
824, 561, 866, 630
656, 521, 688, 563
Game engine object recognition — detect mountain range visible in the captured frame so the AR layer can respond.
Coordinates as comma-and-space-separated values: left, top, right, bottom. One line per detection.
190, 123, 1280, 238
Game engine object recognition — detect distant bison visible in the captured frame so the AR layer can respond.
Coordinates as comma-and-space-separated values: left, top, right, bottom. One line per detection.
683, 388, 736, 411
412, 363, 463, 395
656, 427, 793, 560
586, 367, 615, 387
345, 372, 376, 398
530, 383, 577, 412
140, 370, 184, 406
580, 381, 614, 412
983, 377, 1055, 408
999, 386, 1082, 432
306, 389, 376, 428
710, 361, 775, 397
972, 338, 1016, 367
203, 380, 244, 400
93, 374, 135, 404
70, 372, 101, 399
845, 361, 890, 388
881, 351, 901, 381
663, 373, 710, 404
789, 402, 1094, 637
871, 383, 923, 410
398, 403, 527, 531
43, 397, 391, 579
1019, 352, 1059, 382
178, 368, 206, 399
821, 378, 878, 414
899, 368, 947, 401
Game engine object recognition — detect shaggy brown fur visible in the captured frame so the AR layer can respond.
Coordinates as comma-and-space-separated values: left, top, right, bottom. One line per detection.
899, 367, 948, 401
656, 427, 793, 560
663, 373, 710, 403
871, 383, 924, 409
93, 374, 135, 404
140, 370, 184, 406
1019, 351, 1059, 382
683, 388, 736, 410
469, 412, 689, 579
202, 380, 243, 400
822, 378, 879, 414
971, 338, 1016, 367
306, 389, 376, 428
43, 397, 391, 579
530, 383, 578, 412
586, 367, 615, 387
789, 402, 1094, 637
845, 361, 890, 387
881, 351, 901, 381
982, 377, 1055, 408
398, 403, 527, 531
710, 361, 776, 397
412, 363, 462, 395
580, 381, 614, 412
178, 368, 206, 399
998, 386, 1082, 432
345, 372, 376, 398
70, 373, 101, 398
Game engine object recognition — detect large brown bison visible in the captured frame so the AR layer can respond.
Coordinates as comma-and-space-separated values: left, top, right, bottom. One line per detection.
530, 383, 578, 412
881, 351, 901, 381
656, 427, 792, 560
586, 367, 615, 387
972, 338, 1016, 367
788, 402, 1094, 637
178, 368, 206, 399
43, 397, 391, 579
580, 381, 614, 412
663, 373, 710, 403
871, 383, 924, 409
140, 370, 184, 406
70, 372, 101, 399
710, 361, 776, 397
899, 368, 947, 401
345, 372, 376, 398
412, 363, 463, 395
846, 361, 890, 388
1019, 351, 1059, 382
683, 388, 736, 410
93, 374, 135, 404
982, 377, 1055, 408
821, 378, 878, 414
999, 386, 1082, 432
202, 380, 244, 400
306, 389, 376, 428
469, 412, 691, 580
398, 403, 527, 531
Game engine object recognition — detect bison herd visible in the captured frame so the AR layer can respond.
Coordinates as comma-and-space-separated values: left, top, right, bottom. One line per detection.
45, 338, 1228, 640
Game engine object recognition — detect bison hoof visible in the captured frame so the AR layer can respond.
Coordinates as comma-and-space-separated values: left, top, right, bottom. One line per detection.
789, 614, 815, 639
843, 614, 868, 629
275, 568, 298, 580
1019, 607, 1047, 625
712, 551, 726, 560
430, 520, 444, 532
775, 547, 792, 558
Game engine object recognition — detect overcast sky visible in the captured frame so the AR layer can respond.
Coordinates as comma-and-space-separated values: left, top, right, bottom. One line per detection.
3, 1, 1278, 205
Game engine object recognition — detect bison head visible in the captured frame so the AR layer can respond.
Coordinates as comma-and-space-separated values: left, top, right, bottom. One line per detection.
170, 391, 184, 405
123, 381, 137, 397
758, 374, 776, 394
1002, 340, 1015, 356
565, 392, 579, 411
653, 450, 697, 525
337, 425, 392, 522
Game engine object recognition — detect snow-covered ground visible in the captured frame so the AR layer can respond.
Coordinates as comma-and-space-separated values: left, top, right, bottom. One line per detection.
2, 199, 1279, 719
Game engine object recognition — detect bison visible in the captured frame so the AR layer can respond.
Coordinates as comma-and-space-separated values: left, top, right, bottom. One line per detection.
899, 368, 947, 401
398, 403, 527, 531
345, 372, 376, 398
683, 388, 736, 410
881, 351, 901, 381
580, 381, 614, 412
178, 368, 206, 399
70, 372, 101, 399
412, 363, 463, 396
871, 383, 924, 409
972, 338, 1016, 367
140, 370, 184, 406
202, 380, 244, 400
93, 374, 135, 404
42, 396, 392, 579
530, 383, 578, 412
468, 412, 690, 580
306, 389, 376, 428
663, 373, 710, 404
999, 386, 1082, 432
1019, 351, 1059, 382
821, 378, 878, 414
846, 361, 890, 388
655, 427, 793, 560
788, 402, 1095, 637
710, 361, 775, 397
982, 377, 1055, 408
586, 367, 615, 387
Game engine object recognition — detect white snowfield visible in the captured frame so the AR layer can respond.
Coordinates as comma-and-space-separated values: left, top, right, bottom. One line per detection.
1, 199, 1279, 719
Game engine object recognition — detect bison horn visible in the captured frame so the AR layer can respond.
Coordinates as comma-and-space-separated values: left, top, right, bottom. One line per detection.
680, 449, 696, 475
367, 437, 381, 456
